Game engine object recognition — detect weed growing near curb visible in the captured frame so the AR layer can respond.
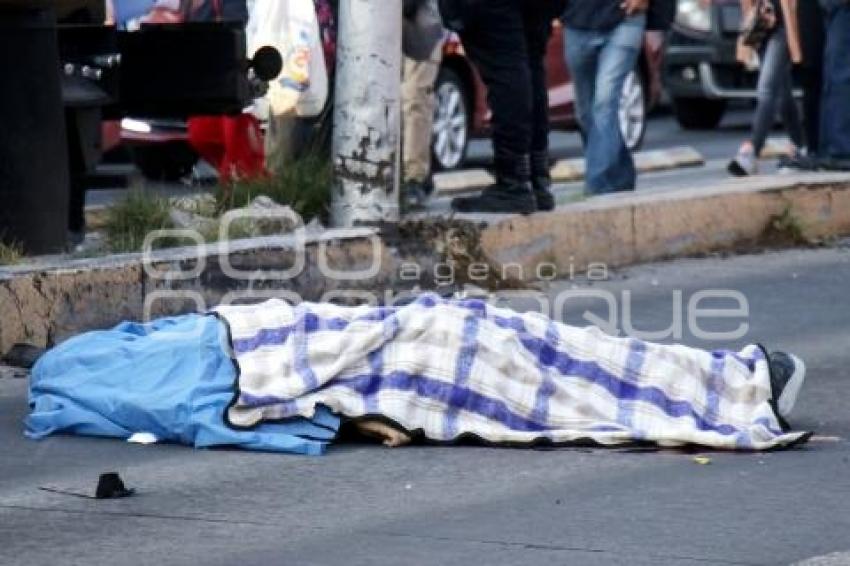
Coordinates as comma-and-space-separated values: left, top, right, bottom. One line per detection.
765, 206, 810, 247
216, 153, 332, 223
0, 240, 23, 266
103, 191, 175, 253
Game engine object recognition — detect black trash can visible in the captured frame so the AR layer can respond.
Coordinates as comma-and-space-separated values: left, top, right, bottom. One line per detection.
0, 4, 70, 255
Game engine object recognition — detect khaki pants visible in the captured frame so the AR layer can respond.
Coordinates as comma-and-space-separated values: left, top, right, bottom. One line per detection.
402, 43, 443, 183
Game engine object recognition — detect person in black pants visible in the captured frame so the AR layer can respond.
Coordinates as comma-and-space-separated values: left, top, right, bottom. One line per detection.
449, 0, 566, 214
797, 0, 824, 158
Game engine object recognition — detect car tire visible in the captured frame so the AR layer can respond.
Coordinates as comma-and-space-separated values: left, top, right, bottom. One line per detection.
672, 97, 727, 130
620, 70, 647, 151
132, 142, 198, 182
432, 68, 470, 171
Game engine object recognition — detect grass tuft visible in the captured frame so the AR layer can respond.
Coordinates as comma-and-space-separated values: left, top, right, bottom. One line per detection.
0, 240, 23, 266
215, 153, 332, 224
103, 191, 175, 253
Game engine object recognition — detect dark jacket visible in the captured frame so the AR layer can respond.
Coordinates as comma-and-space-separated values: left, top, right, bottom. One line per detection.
439, 0, 566, 32
562, 0, 623, 30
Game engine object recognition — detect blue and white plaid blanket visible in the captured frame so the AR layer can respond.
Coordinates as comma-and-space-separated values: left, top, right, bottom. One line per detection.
215, 295, 808, 450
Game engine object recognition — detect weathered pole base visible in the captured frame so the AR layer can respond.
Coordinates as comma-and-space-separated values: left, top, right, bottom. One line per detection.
331, 0, 402, 227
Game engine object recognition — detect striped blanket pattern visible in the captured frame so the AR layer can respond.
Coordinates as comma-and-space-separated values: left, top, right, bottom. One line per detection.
215, 295, 808, 450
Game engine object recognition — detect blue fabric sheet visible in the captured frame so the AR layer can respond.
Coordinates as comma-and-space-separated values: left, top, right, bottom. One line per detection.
26, 314, 340, 455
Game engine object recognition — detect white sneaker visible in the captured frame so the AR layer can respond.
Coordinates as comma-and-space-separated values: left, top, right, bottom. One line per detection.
728, 150, 758, 177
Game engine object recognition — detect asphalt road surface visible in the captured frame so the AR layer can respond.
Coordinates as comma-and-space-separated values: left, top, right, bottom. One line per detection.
2, 244, 850, 566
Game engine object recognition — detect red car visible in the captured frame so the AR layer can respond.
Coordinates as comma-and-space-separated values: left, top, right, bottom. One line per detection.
432, 22, 665, 170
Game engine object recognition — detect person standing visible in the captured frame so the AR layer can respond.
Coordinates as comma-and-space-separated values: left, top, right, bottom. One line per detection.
445, 0, 566, 214
402, 0, 445, 209
818, 0, 850, 169
561, 0, 648, 195
728, 0, 804, 176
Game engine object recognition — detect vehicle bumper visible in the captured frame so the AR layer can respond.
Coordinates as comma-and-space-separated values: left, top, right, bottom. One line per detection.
663, 27, 760, 100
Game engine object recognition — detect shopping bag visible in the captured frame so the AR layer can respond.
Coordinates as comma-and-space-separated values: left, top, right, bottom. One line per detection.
247, 0, 329, 118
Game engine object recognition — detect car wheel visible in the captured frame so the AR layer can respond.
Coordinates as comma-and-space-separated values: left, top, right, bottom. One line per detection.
619, 70, 647, 151
132, 142, 198, 182
432, 68, 470, 171
672, 97, 727, 130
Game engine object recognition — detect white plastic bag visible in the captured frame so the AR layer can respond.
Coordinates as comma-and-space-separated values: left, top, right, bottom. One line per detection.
247, 0, 329, 118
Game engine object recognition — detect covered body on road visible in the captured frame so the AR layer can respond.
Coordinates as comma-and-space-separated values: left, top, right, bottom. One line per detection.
26, 295, 809, 454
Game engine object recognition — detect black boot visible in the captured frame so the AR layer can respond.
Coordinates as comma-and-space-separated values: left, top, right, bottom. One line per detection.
531, 150, 555, 212
451, 153, 536, 214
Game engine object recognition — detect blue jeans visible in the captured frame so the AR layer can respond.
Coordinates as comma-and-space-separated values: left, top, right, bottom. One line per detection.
820, 3, 850, 158
565, 14, 645, 194
751, 27, 804, 155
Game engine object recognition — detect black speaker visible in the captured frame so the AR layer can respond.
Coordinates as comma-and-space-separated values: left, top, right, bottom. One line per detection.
118, 22, 251, 118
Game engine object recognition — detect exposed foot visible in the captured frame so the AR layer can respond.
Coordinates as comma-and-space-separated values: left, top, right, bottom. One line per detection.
355, 419, 412, 448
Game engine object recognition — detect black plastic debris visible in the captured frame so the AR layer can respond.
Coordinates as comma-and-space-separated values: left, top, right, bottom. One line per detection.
95, 473, 135, 499
40, 472, 135, 500
1, 344, 46, 370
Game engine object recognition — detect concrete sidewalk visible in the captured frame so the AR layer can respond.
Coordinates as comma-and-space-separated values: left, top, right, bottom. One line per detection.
433, 145, 705, 195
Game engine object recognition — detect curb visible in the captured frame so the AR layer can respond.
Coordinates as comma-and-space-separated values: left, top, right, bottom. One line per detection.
4, 172, 850, 357
434, 145, 705, 195
475, 172, 850, 279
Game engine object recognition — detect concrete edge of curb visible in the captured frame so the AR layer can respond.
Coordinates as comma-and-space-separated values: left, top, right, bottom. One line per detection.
433, 145, 705, 195
4, 172, 850, 357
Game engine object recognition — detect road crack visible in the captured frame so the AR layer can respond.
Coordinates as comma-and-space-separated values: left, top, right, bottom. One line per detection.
369, 530, 764, 565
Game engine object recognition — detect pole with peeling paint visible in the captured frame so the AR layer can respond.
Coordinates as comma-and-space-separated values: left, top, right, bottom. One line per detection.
331, 0, 402, 227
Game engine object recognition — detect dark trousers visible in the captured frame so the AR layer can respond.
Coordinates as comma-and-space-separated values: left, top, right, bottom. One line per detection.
459, 0, 557, 172
821, 2, 850, 158
797, 0, 825, 153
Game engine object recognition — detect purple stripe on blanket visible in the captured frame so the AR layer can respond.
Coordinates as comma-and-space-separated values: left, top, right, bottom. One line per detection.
240, 370, 550, 434
363, 312, 403, 413
239, 356, 744, 440
530, 322, 561, 425
706, 353, 725, 425
230, 298, 436, 354
618, 340, 648, 436
232, 297, 770, 439
444, 311, 482, 439
489, 315, 742, 436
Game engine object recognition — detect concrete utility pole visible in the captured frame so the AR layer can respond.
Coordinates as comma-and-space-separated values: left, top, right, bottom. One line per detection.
331, 0, 402, 227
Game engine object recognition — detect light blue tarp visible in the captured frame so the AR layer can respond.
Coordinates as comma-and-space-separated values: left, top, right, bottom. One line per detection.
26, 314, 340, 455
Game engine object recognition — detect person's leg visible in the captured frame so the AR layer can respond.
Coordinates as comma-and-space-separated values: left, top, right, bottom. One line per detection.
750, 30, 792, 157
564, 27, 601, 153
729, 29, 792, 176
523, 2, 556, 211
402, 42, 443, 208
820, 4, 850, 164
777, 67, 805, 151
582, 14, 645, 194
797, 0, 825, 155
452, 0, 536, 213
